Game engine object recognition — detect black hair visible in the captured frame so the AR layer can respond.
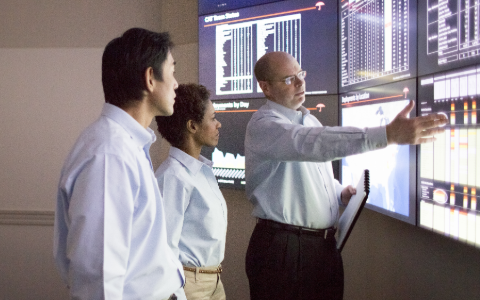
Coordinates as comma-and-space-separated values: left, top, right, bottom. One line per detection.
155, 83, 210, 148
102, 28, 174, 107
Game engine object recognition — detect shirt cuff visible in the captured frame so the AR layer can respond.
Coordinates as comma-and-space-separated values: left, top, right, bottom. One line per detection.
365, 126, 388, 151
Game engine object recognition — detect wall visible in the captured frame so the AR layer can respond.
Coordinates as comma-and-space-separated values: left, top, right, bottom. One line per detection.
1, 1, 480, 299
0, 0, 196, 211
0, 1, 195, 298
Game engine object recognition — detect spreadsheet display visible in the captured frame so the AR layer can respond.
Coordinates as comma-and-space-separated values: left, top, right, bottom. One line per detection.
340, 0, 416, 92
419, 0, 480, 75
418, 65, 480, 247
199, 0, 338, 100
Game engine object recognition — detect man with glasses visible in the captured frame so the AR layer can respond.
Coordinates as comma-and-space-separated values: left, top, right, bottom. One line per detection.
244, 51, 447, 300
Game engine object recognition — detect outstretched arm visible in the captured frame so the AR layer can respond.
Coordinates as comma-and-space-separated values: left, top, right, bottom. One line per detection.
386, 100, 448, 145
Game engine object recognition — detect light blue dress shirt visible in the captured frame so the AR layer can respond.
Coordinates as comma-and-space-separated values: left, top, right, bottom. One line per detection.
245, 100, 387, 229
155, 147, 228, 268
155, 147, 228, 299
54, 103, 184, 300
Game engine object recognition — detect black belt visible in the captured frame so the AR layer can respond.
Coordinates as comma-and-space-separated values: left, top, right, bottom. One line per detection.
258, 218, 336, 239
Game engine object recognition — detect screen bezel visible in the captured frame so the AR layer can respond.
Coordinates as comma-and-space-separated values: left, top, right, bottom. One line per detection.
417, 1, 480, 77
339, 79, 418, 225
198, 0, 339, 101
338, 0, 418, 93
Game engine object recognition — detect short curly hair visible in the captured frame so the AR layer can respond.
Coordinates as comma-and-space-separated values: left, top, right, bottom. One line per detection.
155, 83, 211, 148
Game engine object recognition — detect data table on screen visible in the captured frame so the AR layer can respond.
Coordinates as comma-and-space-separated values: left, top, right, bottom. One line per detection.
215, 14, 301, 96
199, 0, 338, 100
340, 0, 416, 92
419, 0, 480, 75
418, 65, 480, 247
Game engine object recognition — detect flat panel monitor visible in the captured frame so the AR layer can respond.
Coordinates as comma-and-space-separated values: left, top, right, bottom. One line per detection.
339, 0, 417, 93
202, 95, 340, 189
418, 1, 480, 76
340, 79, 417, 224
199, 0, 338, 100
199, 0, 285, 16
418, 65, 480, 248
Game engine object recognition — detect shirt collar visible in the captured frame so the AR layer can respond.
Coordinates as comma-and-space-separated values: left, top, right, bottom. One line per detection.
101, 103, 156, 148
169, 146, 213, 175
266, 100, 310, 124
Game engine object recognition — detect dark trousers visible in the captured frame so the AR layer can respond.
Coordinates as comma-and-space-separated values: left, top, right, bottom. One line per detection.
245, 221, 344, 300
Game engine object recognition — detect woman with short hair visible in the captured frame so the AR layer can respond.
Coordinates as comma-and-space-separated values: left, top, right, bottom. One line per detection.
155, 83, 227, 300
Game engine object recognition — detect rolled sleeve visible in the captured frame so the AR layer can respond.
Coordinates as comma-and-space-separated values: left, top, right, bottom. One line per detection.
246, 111, 387, 163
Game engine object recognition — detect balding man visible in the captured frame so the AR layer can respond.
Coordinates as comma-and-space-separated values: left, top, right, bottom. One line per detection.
244, 51, 447, 300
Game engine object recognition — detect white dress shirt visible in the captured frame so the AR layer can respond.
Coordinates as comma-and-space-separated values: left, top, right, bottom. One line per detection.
54, 103, 184, 300
156, 147, 227, 267
245, 100, 387, 229
155, 147, 228, 300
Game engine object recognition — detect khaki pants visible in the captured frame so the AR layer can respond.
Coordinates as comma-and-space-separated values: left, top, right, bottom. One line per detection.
183, 266, 226, 300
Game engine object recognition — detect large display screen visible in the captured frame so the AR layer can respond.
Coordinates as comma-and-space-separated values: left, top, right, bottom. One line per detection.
418, 65, 480, 248
198, 0, 284, 16
340, 79, 417, 224
339, 0, 417, 93
199, 0, 338, 100
418, 1, 480, 76
202, 95, 340, 189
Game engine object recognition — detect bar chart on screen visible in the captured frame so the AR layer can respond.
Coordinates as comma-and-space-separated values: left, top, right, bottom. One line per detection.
418, 64, 480, 247
199, 0, 339, 100
211, 148, 246, 185
215, 13, 301, 95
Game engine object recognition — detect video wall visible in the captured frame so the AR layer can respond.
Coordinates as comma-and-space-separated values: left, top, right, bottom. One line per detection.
200, 99, 262, 190
418, 0, 480, 76
201, 95, 340, 189
339, 0, 417, 92
198, 0, 480, 248
198, 0, 284, 16
415, 1, 480, 247
418, 65, 480, 247
340, 79, 417, 224
199, 0, 338, 100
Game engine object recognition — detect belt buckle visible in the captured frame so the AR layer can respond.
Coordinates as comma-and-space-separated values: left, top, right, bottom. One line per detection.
324, 228, 336, 239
